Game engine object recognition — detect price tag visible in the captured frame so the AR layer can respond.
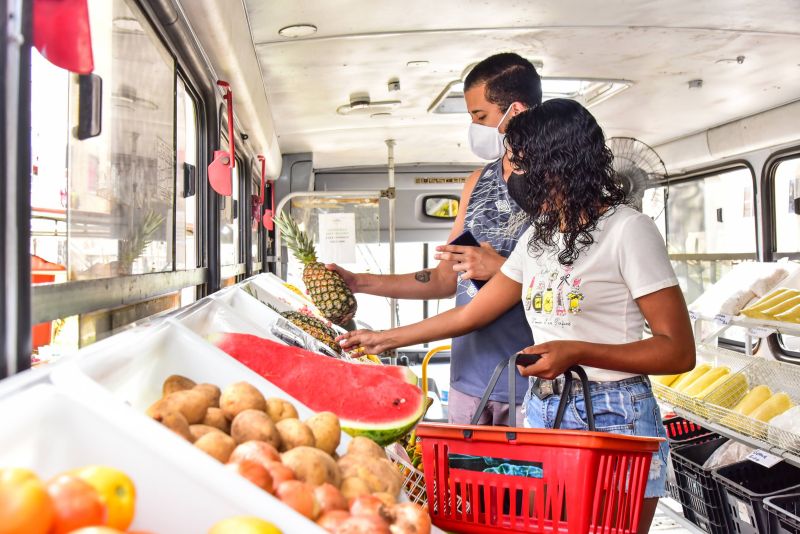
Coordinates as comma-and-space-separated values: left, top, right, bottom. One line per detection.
747, 326, 777, 339
746, 449, 783, 468
714, 314, 732, 326
688, 310, 698, 322
736, 500, 751, 525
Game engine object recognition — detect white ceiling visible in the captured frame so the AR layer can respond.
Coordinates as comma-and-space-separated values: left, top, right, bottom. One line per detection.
243, 0, 800, 169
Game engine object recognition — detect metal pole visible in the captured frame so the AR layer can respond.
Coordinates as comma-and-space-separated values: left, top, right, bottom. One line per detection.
386, 140, 397, 332
273, 190, 383, 278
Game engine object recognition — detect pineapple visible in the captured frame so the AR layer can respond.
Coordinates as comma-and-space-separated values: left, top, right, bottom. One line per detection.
281, 311, 341, 355
274, 212, 357, 326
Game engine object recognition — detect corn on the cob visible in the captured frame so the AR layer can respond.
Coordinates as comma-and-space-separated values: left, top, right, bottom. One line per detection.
704, 373, 748, 407
775, 303, 800, 324
761, 296, 800, 320
741, 288, 798, 318
671, 364, 712, 392
651, 374, 682, 387
732, 385, 773, 415
684, 367, 729, 397
749, 392, 794, 423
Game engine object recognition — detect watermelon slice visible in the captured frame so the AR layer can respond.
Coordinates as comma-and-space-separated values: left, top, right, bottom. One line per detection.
210, 332, 425, 446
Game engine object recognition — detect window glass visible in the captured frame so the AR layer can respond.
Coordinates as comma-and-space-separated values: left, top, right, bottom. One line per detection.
176, 79, 198, 306
773, 157, 800, 255
67, 0, 175, 279
219, 131, 239, 266
642, 186, 666, 243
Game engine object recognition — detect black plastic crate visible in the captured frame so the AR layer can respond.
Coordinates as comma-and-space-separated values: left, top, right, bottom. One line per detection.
714, 459, 800, 534
663, 416, 713, 447
765, 493, 800, 534
671, 436, 730, 534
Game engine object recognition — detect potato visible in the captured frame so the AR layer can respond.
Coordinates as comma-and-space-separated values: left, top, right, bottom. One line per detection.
276, 419, 316, 451
266, 397, 298, 422
189, 424, 223, 442
338, 455, 402, 497
193, 383, 221, 408
152, 410, 193, 442
148, 389, 209, 425
162, 374, 196, 396
340, 477, 371, 502
202, 407, 230, 433
346, 436, 386, 460
194, 432, 236, 463
221, 382, 267, 420
305, 412, 341, 455
231, 409, 282, 449
282, 446, 342, 487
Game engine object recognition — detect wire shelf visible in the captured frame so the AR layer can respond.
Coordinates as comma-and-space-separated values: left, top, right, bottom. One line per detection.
700, 358, 800, 456
386, 447, 427, 506
652, 345, 756, 416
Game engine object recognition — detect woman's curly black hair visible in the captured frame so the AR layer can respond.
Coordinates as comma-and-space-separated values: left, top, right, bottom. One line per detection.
504, 98, 627, 266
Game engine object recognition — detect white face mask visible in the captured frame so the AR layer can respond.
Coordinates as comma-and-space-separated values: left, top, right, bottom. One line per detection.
467, 105, 513, 160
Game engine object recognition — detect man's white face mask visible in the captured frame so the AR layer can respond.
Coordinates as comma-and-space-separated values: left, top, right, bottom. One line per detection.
467, 105, 513, 160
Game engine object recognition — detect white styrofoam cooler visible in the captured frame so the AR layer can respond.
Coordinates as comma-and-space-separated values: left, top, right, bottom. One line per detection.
0, 383, 319, 532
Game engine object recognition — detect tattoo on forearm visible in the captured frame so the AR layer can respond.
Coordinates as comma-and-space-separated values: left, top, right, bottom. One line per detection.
415, 270, 432, 283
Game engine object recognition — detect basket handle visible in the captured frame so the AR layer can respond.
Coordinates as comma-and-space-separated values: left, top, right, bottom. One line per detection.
466, 353, 595, 439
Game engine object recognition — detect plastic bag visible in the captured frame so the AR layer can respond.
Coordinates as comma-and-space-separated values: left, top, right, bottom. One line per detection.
768, 405, 800, 448
702, 439, 754, 469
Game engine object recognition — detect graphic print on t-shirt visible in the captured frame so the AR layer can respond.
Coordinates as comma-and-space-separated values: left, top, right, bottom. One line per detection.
523, 265, 584, 328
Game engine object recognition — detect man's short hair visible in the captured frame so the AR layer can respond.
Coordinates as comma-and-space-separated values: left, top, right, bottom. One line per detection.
464, 53, 543, 109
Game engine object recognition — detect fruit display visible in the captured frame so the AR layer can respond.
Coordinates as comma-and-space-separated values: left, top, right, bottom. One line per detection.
144, 374, 430, 534
0, 465, 143, 534
273, 212, 357, 327
280, 310, 342, 355
740, 287, 800, 322
211, 333, 426, 446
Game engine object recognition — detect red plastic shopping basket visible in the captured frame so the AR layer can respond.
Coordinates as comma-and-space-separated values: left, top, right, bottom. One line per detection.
416, 354, 662, 534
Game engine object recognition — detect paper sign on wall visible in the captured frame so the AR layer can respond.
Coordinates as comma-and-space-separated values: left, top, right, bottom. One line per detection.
318, 213, 356, 264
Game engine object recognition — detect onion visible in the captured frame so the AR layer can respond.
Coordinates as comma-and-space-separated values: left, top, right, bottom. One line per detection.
277, 480, 320, 520
316, 510, 350, 532
229, 440, 281, 466
264, 461, 295, 486
335, 514, 391, 534
226, 459, 274, 494
389, 502, 431, 534
314, 483, 348, 514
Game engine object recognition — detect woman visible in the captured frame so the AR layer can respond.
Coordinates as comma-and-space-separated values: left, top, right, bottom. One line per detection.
339, 99, 695, 532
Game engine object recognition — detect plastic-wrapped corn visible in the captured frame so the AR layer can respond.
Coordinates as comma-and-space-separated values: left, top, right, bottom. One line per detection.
732, 385, 773, 416
749, 392, 794, 423
684, 367, 730, 397
671, 364, 712, 392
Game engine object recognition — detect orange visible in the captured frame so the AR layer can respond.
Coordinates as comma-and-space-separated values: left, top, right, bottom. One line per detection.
0, 468, 54, 534
209, 516, 283, 534
69, 466, 136, 530
46, 474, 106, 534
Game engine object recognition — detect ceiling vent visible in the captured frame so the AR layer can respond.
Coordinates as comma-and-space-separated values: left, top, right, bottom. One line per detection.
337, 93, 401, 116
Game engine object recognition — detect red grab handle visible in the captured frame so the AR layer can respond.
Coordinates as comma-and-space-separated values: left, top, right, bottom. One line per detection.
33, 0, 94, 74
208, 80, 235, 196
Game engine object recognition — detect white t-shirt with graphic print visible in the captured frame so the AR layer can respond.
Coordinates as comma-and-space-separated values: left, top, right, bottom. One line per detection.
500, 205, 679, 382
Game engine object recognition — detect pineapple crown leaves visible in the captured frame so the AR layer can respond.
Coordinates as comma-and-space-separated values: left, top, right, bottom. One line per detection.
273, 211, 318, 264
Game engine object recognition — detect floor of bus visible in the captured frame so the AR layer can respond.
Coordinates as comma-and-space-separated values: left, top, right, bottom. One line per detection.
415, 363, 701, 534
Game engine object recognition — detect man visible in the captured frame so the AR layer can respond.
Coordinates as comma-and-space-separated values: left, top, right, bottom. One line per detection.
330, 53, 542, 425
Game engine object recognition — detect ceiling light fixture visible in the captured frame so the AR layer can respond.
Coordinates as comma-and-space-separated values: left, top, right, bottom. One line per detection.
429, 77, 632, 113
278, 24, 317, 38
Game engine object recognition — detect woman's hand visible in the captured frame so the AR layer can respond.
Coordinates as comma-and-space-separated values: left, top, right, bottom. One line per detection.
336, 329, 396, 355
434, 242, 505, 281
516, 341, 583, 379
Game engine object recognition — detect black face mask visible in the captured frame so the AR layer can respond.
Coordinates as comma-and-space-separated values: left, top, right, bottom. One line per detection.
506, 171, 528, 208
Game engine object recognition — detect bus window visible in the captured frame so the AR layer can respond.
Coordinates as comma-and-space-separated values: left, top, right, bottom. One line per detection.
251, 164, 262, 271
664, 167, 757, 304
772, 156, 800, 259
769, 155, 800, 358
176, 78, 199, 305
29, 0, 206, 360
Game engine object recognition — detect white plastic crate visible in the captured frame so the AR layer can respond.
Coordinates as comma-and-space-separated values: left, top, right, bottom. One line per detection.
50, 320, 352, 455
0, 383, 320, 533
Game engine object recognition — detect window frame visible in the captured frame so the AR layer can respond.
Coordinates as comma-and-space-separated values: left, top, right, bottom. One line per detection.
646, 161, 760, 353
762, 145, 800, 262
28, 0, 211, 330
762, 145, 800, 362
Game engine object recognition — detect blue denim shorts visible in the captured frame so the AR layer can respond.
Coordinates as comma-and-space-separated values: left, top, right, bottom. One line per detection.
522, 375, 669, 498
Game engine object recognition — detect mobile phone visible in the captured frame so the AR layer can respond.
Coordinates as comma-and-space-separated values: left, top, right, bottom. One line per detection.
448, 230, 486, 288
515, 353, 542, 367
